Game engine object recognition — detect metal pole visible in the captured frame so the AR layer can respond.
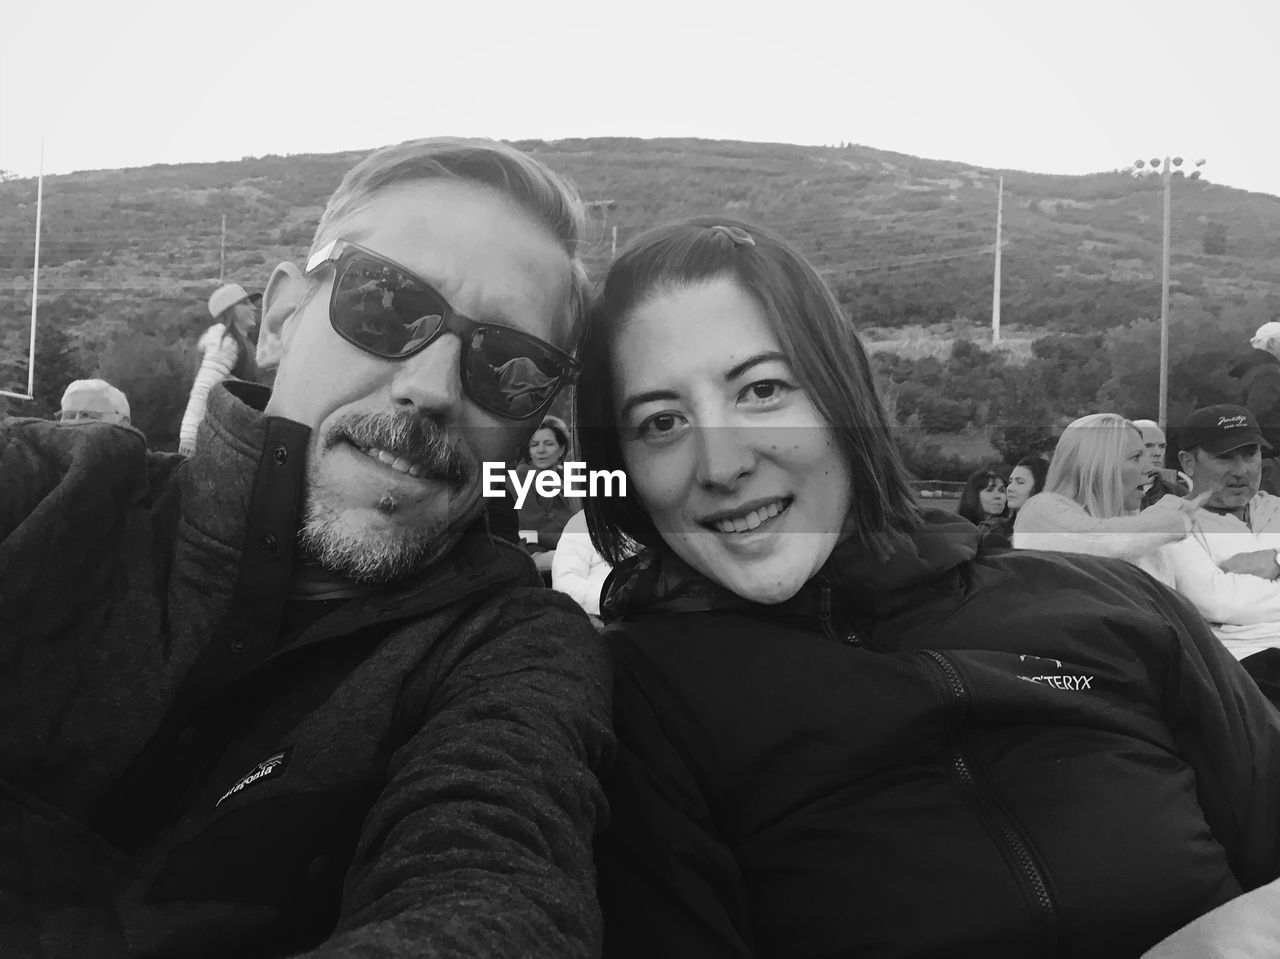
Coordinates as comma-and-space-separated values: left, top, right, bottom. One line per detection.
26, 141, 44, 400
992, 176, 1003, 344
219, 214, 227, 282
1159, 157, 1172, 430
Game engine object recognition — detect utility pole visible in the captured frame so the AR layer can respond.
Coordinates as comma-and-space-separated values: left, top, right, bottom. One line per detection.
3, 142, 44, 402
219, 214, 227, 282
992, 176, 1003, 344
1132, 156, 1205, 429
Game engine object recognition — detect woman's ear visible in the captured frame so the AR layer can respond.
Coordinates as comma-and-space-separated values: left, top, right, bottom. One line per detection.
255, 262, 306, 375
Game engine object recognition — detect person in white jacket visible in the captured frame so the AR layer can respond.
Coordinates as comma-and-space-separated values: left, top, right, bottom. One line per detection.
551, 509, 612, 620
178, 283, 261, 455
1159, 404, 1280, 659
1013, 412, 1206, 585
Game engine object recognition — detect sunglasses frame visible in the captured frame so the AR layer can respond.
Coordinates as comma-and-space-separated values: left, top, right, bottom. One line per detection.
305, 238, 579, 420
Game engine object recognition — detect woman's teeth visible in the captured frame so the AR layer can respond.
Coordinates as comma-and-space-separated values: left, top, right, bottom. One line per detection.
361, 446, 421, 477
712, 500, 787, 534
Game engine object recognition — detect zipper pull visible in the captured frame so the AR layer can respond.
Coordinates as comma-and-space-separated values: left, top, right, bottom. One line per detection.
818, 578, 833, 624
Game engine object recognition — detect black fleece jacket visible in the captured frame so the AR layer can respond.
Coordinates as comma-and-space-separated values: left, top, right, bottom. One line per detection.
0, 383, 612, 959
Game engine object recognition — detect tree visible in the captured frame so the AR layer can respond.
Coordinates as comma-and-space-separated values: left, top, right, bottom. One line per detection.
25, 320, 90, 419
95, 334, 197, 450
1203, 221, 1227, 256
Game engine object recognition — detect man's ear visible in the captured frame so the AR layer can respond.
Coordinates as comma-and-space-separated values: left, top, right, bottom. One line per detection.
255, 262, 306, 373
1178, 449, 1196, 478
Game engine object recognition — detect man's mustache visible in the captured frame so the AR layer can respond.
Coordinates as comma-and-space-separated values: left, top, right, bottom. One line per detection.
324, 411, 474, 490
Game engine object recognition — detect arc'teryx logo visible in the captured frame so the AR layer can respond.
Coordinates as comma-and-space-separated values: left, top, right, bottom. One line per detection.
216, 747, 292, 807
1016, 654, 1094, 691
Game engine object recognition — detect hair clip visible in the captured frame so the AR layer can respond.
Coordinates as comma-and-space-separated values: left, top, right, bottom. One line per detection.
708, 225, 756, 248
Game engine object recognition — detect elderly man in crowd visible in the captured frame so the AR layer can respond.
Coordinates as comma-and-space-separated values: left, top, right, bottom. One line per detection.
1159, 405, 1280, 659
0, 138, 611, 958
56, 377, 132, 426
1133, 418, 1190, 509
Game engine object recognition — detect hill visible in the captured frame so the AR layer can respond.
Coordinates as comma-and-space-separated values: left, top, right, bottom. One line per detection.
1, 136, 1277, 448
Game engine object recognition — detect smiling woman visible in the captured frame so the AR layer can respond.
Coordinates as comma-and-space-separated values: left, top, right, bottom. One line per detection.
576, 218, 1280, 959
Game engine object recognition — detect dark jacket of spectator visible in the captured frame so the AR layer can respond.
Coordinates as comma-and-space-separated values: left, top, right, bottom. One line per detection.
1231, 348, 1280, 451
596, 509, 1280, 959
510, 462, 582, 551
0, 382, 611, 958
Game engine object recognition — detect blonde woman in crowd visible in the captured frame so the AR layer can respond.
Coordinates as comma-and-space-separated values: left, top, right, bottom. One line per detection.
1013, 412, 1207, 584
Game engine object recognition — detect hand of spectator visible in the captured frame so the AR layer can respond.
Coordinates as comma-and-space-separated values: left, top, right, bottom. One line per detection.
1175, 491, 1212, 516
1217, 549, 1280, 580
178, 440, 196, 457
533, 550, 555, 572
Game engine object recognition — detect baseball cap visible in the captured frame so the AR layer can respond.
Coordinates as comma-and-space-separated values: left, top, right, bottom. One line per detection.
58, 378, 131, 422
1251, 322, 1280, 348
1179, 404, 1271, 455
207, 283, 262, 319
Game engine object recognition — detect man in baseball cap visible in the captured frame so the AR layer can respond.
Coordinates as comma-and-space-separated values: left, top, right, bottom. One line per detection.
57, 378, 131, 426
1159, 404, 1280, 660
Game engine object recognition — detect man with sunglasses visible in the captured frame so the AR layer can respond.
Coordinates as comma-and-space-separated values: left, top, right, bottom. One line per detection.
0, 138, 610, 958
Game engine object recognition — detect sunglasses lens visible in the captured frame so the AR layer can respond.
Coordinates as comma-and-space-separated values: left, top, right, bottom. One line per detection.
331, 254, 446, 357
467, 327, 567, 418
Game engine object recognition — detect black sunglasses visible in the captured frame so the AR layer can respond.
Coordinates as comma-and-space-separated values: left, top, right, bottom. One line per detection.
304, 239, 579, 420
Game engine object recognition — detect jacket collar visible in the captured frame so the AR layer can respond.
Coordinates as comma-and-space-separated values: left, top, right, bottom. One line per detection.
601, 508, 980, 626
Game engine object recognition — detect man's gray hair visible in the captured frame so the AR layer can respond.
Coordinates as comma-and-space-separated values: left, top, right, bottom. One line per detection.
312, 137, 591, 339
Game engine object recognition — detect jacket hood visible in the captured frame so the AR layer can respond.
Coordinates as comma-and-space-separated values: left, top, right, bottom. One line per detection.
1229, 348, 1280, 379
601, 508, 980, 624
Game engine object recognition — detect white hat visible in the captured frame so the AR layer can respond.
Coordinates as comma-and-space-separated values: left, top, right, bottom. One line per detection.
207, 283, 260, 319
1252, 322, 1280, 348
59, 378, 130, 420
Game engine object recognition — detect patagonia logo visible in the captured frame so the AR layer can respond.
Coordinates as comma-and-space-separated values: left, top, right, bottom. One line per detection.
216, 747, 291, 807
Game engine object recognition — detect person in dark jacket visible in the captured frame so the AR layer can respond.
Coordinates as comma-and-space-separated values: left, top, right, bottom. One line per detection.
957, 467, 1013, 548
0, 138, 611, 958
575, 216, 1280, 958
1230, 321, 1280, 494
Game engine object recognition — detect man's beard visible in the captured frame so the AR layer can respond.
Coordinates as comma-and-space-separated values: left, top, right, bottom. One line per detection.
297, 409, 477, 583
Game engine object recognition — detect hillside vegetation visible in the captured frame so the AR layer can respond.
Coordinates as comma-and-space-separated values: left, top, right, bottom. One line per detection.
1, 137, 1276, 457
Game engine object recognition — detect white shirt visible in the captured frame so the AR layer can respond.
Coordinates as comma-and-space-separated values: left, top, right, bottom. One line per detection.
550, 511, 612, 617
1159, 491, 1280, 659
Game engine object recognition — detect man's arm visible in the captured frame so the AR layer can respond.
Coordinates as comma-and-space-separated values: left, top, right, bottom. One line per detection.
309, 591, 613, 958
1163, 535, 1280, 625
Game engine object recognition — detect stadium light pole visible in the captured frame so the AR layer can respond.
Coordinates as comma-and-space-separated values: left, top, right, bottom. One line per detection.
1130, 156, 1206, 429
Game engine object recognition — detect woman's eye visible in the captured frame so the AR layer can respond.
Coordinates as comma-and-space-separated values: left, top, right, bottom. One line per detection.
636, 411, 688, 440
740, 380, 792, 405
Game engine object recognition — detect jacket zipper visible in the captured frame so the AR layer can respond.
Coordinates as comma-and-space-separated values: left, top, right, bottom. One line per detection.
818, 577, 861, 646
923, 649, 1058, 955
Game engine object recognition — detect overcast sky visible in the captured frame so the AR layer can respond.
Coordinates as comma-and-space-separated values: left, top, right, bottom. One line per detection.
2, 0, 1277, 195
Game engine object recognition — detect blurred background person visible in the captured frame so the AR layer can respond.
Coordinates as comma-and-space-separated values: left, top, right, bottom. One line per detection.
1133, 418, 1191, 508
178, 283, 261, 455
1004, 454, 1048, 517
551, 509, 613, 625
57, 378, 131, 426
1013, 413, 1204, 584
957, 467, 1012, 548
511, 414, 581, 575
1230, 321, 1280, 494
